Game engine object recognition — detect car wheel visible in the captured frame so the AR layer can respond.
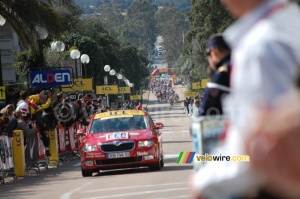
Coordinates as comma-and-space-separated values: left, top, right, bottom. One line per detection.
160, 153, 164, 168
82, 168, 93, 177
149, 149, 161, 171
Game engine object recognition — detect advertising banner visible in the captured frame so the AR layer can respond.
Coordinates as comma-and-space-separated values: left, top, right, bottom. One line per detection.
30, 69, 72, 87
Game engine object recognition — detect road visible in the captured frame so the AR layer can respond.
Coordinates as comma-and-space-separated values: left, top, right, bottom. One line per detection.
0, 85, 194, 199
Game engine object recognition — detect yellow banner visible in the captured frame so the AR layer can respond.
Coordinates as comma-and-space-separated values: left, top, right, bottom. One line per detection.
13, 130, 25, 177
192, 82, 201, 90
118, 87, 131, 94
151, 76, 156, 82
49, 129, 59, 165
130, 95, 142, 100
201, 79, 209, 88
62, 78, 93, 91
159, 68, 169, 73
184, 91, 198, 97
96, 85, 119, 94
0, 86, 6, 100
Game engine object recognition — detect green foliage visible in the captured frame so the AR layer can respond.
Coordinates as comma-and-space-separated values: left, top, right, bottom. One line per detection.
155, 6, 189, 67
120, 0, 158, 56
176, 0, 234, 82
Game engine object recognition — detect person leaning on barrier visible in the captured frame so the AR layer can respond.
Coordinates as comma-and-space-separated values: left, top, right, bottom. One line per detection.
192, 0, 300, 199
4, 111, 19, 137
16, 111, 38, 165
198, 34, 231, 116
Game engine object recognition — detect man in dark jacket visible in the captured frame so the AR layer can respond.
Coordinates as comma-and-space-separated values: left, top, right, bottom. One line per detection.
198, 34, 231, 116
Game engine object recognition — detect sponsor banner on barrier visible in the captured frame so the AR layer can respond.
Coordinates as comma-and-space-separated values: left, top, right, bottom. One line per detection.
184, 91, 198, 97
0, 135, 14, 170
192, 82, 201, 90
36, 130, 46, 159
58, 126, 66, 152
68, 126, 76, 152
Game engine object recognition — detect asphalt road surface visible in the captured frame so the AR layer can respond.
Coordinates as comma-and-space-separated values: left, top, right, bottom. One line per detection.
0, 85, 194, 199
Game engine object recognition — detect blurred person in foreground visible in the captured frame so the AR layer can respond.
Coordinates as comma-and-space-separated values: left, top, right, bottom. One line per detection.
198, 34, 231, 116
192, 0, 300, 198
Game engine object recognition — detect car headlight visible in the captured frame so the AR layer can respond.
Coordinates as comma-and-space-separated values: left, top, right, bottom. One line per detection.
83, 145, 98, 152
138, 140, 154, 147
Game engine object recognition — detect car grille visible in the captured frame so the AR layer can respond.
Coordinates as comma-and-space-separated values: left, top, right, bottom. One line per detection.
100, 142, 135, 152
96, 157, 142, 165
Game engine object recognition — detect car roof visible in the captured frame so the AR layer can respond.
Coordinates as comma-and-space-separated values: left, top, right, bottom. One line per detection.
94, 110, 146, 120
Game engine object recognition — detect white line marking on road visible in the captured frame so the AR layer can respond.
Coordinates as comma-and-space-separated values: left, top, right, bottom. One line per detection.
82, 181, 188, 193
60, 182, 92, 199
73, 162, 81, 167
82, 187, 188, 199
164, 154, 179, 159
150, 195, 192, 199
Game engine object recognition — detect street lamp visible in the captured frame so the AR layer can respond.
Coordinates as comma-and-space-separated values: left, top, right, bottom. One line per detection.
109, 69, 116, 76
0, 15, 6, 86
81, 54, 90, 77
51, 41, 65, 53
70, 49, 80, 78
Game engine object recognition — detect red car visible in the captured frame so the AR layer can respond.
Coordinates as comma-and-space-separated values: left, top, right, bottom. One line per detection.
77, 110, 164, 177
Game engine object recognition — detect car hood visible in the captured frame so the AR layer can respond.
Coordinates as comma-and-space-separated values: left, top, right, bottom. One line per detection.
83, 129, 153, 144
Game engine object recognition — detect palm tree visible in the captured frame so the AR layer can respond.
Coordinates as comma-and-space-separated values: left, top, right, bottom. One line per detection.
0, 0, 65, 47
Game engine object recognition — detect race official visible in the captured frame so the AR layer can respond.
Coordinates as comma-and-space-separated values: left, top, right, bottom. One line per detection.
192, 0, 300, 198
198, 34, 231, 116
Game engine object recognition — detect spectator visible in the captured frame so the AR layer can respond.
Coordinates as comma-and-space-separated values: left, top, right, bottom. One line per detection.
137, 103, 142, 110
16, 90, 30, 116
1, 104, 15, 119
16, 112, 38, 165
184, 97, 190, 115
198, 34, 231, 116
192, 0, 300, 198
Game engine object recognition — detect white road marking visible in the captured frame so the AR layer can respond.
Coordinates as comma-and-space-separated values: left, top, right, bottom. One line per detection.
82, 181, 188, 193
82, 187, 188, 199
73, 162, 81, 167
60, 182, 92, 199
151, 195, 192, 199
164, 154, 179, 159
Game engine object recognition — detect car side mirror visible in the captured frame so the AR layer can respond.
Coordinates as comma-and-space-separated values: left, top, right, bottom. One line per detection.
154, 122, 164, 129
77, 129, 86, 136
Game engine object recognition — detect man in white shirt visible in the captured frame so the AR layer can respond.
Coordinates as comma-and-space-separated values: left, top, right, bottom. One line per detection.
192, 0, 300, 198
16, 91, 30, 116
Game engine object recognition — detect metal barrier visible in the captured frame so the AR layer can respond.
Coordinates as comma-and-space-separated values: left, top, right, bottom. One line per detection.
191, 116, 226, 171
0, 122, 86, 184
0, 135, 16, 184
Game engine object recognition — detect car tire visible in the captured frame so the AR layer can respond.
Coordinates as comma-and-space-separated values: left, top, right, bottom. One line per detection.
82, 168, 93, 177
149, 149, 162, 171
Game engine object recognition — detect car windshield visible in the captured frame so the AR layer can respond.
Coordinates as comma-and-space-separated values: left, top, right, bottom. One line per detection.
90, 115, 148, 134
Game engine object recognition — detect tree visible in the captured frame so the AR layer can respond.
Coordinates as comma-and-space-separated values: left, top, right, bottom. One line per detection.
120, 0, 158, 57
0, 0, 64, 47
178, 0, 233, 82
155, 6, 189, 67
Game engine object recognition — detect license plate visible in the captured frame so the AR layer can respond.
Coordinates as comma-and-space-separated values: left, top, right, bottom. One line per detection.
107, 152, 130, 159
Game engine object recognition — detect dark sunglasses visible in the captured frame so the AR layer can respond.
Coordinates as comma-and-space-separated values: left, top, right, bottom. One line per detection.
206, 48, 211, 56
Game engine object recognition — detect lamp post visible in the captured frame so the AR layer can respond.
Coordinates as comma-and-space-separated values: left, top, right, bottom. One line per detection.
104, 65, 111, 107
0, 15, 6, 86
117, 73, 123, 106
70, 49, 80, 78
81, 54, 90, 77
